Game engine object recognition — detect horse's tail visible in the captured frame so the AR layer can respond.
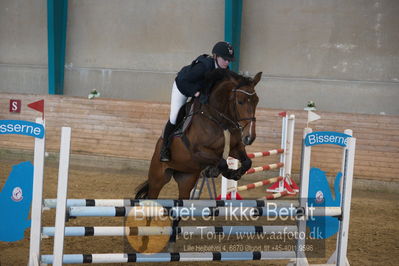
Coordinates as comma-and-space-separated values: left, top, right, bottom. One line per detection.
135, 181, 149, 199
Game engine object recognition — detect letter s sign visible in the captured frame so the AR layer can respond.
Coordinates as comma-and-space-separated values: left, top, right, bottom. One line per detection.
10, 99, 22, 113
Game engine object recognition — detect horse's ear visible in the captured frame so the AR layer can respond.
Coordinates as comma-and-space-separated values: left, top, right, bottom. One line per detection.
253, 72, 262, 86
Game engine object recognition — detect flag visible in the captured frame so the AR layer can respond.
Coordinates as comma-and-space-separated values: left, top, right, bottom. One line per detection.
307, 110, 320, 123
28, 100, 44, 113
28, 100, 44, 119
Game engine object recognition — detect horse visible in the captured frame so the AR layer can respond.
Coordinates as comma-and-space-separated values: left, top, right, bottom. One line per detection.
135, 69, 262, 200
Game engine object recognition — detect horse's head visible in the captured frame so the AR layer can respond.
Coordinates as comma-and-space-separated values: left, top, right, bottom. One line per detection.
229, 72, 262, 145
207, 70, 262, 146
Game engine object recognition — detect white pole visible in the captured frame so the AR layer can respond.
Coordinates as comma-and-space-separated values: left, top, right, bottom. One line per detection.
52, 127, 72, 266
326, 131, 355, 266
278, 114, 288, 190
341, 129, 353, 193
28, 118, 46, 266
221, 157, 238, 199
295, 127, 312, 265
285, 115, 295, 182
221, 177, 228, 200
229, 158, 238, 199
336, 136, 355, 266
267, 113, 291, 194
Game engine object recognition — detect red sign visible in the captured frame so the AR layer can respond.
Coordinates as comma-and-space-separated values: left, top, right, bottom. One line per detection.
10, 99, 21, 113
28, 99, 44, 113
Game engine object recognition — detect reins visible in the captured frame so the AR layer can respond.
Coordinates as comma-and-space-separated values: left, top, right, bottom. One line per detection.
200, 106, 241, 130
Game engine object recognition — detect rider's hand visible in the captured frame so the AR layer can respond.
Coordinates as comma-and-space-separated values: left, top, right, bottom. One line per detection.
194, 91, 200, 97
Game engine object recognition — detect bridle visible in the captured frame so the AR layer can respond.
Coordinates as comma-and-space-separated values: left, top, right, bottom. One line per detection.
231, 86, 257, 132
232, 88, 257, 120
201, 83, 257, 132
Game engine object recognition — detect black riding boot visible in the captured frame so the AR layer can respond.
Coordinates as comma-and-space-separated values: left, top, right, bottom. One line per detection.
160, 120, 175, 162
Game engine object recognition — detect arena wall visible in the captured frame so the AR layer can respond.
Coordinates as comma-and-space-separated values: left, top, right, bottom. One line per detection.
0, 0, 398, 115
1, 93, 398, 183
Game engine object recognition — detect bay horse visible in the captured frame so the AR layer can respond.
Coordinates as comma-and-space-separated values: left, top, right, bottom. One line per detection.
135, 69, 262, 200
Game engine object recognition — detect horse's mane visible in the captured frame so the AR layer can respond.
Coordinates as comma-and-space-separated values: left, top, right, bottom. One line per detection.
204, 69, 255, 111
205, 69, 253, 89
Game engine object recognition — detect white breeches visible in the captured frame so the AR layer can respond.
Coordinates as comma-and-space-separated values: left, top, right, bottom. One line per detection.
169, 81, 188, 125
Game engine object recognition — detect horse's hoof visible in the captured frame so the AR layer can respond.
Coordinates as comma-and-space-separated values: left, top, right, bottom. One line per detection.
204, 166, 219, 178
230, 171, 243, 181
232, 175, 241, 181
138, 236, 150, 252
167, 242, 176, 252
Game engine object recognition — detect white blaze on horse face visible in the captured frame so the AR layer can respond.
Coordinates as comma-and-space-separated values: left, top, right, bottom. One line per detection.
245, 119, 256, 145
233, 87, 258, 145
249, 120, 254, 139
240, 108, 256, 145
247, 97, 258, 145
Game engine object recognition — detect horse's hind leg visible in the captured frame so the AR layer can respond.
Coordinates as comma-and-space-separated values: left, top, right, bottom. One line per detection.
173, 171, 201, 199
146, 159, 173, 199
166, 171, 200, 251
138, 161, 173, 252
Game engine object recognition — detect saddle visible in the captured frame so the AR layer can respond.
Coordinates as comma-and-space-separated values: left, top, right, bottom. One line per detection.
171, 98, 199, 148
173, 81, 213, 135
173, 99, 197, 136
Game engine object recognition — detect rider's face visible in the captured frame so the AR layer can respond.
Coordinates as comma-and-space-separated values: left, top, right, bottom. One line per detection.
216, 56, 230, 69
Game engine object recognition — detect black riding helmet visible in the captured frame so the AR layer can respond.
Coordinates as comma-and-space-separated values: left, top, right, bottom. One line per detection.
212, 41, 235, 61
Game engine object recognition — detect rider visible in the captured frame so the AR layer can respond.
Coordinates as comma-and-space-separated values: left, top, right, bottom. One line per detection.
160, 41, 235, 162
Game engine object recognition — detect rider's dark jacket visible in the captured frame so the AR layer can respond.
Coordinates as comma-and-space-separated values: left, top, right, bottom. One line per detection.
175, 54, 215, 97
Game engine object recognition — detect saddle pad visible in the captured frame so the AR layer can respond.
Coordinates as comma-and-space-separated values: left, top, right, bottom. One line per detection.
174, 100, 196, 137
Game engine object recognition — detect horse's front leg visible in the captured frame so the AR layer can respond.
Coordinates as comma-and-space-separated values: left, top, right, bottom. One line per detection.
222, 149, 252, 181
202, 157, 229, 178
238, 155, 252, 175
191, 147, 229, 178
